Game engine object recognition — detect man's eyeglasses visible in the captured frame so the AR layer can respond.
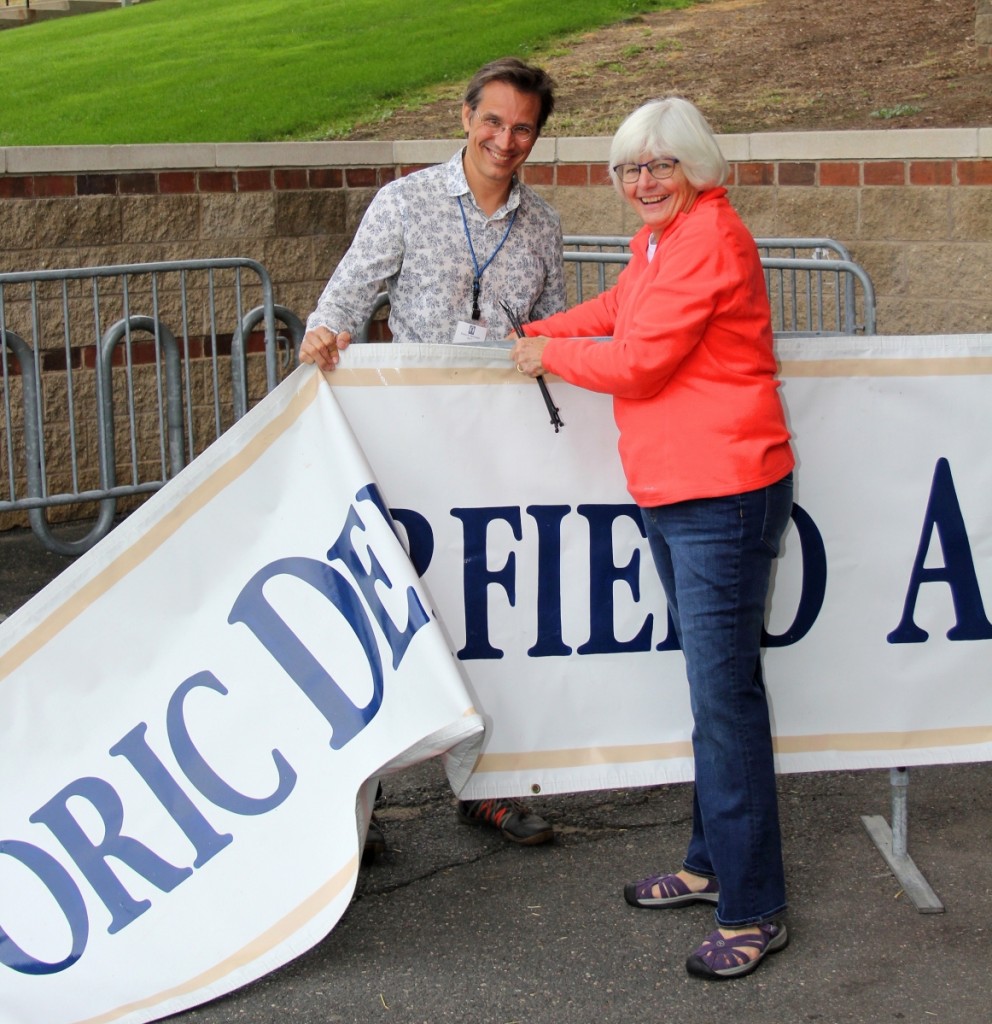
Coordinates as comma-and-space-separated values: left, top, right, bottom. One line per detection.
474, 113, 535, 142
612, 159, 680, 184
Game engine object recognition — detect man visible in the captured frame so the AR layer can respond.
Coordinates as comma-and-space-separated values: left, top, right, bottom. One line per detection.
300, 57, 565, 852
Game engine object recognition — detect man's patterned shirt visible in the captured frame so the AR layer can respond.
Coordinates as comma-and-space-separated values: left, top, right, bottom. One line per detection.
306, 149, 565, 344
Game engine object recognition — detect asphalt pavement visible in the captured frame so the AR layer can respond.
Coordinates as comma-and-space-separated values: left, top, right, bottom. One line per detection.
2, 527, 990, 1024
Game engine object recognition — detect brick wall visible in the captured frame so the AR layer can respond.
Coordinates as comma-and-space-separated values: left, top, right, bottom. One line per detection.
2, 129, 991, 337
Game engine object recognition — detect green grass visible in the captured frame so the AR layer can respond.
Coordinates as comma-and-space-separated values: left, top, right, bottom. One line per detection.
0, 0, 693, 146
870, 103, 924, 121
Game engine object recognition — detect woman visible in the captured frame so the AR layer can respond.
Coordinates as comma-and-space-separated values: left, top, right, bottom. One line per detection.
511, 97, 795, 980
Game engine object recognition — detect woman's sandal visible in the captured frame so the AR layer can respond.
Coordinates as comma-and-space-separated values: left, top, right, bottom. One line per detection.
685, 921, 789, 979
623, 871, 720, 909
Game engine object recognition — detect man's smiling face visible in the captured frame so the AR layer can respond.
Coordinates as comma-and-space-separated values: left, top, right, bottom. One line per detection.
460, 81, 540, 198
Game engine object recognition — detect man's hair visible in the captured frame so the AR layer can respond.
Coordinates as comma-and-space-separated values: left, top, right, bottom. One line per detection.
463, 57, 556, 134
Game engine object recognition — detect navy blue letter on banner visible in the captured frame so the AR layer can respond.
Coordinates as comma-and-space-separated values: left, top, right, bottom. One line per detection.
888, 457, 992, 643
763, 502, 827, 647
453, 506, 521, 660
229, 557, 384, 749
0, 840, 89, 974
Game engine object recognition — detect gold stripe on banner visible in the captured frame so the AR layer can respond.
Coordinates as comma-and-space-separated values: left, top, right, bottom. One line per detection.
329, 361, 992, 385
329, 350, 992, 386
328, 365, 560, 387
0, 372, 321, 682
78, 855, 359, 1024
773, 723, 992, 754
475, 723, 992, 773
778, 356, 992, 378
475, 742, 694, 772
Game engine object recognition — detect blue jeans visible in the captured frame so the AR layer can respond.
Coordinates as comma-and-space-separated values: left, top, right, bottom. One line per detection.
640, 473, 793, 927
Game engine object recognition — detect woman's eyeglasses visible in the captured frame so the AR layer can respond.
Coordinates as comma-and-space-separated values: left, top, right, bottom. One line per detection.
612, 159, 679, 183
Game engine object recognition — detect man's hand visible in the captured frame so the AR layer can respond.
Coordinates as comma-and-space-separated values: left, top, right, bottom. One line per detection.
299, 326, 353, 371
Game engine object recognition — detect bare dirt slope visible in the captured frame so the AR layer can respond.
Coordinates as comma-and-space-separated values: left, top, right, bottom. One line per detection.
343, 0, 990, 140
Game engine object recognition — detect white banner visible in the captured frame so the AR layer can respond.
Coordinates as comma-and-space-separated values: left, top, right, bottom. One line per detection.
4, 333, 992, 1022
0, 370, 483, 1024
324, 336, 992, 796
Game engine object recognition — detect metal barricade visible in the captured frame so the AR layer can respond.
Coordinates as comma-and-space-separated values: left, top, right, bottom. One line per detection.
0, 258, 297, 554
357, 238, 876, 345
760, 256, 876, 336
1, 240, 875, 556
564, 234, 855, 260
561, 234, 876, 335
353, 292, 392, 344
562, 235, 632, 303
358, 237, 875, 336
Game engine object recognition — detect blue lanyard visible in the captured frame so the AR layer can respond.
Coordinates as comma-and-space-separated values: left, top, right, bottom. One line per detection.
457, 195, 518, 320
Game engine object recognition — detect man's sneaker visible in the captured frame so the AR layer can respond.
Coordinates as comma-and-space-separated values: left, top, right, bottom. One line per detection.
361, 813, 387, 865
456, 798, 554, 845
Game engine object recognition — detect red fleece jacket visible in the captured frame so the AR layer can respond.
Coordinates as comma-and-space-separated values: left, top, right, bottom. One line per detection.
526, 188, 794, 506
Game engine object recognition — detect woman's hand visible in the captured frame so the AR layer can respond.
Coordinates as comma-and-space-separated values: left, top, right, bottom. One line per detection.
299, 326, 352, 371
510, 335, 550, 378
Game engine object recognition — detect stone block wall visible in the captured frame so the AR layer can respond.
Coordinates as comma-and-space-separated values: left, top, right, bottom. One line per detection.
2, 129, 990, 338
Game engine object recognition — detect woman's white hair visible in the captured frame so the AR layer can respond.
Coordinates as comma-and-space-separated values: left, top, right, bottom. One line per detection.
608, 97, 729, 193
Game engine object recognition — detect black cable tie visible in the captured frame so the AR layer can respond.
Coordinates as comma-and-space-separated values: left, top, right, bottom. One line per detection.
499, 299, 565, 433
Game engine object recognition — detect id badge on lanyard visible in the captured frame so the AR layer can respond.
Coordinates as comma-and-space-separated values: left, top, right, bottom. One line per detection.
454, 196, 517, 345
452, 319, 489, 344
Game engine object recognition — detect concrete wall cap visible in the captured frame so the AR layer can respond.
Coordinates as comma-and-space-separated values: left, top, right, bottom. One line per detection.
1, 129, 989, 174
716, 134, 750, 162
554, 137, 612, 163
528, 137, 557, 163
5, 144, 217, 173
748, 128, 981, 161
393, 139, 463, 165
214, 141, 391, 167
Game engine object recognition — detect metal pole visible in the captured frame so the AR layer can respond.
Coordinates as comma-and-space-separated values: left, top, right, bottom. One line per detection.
889, 766, 909, 858
861, 767, 944, 913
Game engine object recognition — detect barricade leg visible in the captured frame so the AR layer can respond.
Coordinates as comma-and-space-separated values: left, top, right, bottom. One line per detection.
861, 767, 944, 913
